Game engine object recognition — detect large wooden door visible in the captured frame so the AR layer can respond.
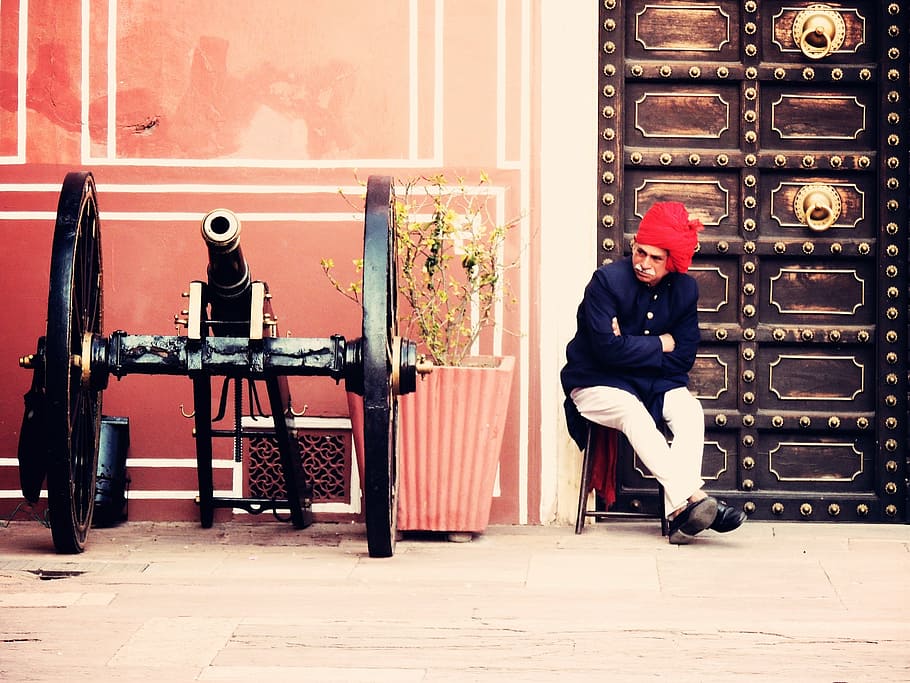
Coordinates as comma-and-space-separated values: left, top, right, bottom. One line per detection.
599, 1, 908, 523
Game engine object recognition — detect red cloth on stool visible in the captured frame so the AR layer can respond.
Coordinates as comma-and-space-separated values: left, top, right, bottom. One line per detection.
588, 425, 619, 510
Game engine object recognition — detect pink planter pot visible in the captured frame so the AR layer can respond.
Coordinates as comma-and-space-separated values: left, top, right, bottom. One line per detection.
348, 355, 515, 534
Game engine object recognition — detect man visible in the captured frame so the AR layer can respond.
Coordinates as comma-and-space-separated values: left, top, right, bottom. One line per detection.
562, 201, 745, 544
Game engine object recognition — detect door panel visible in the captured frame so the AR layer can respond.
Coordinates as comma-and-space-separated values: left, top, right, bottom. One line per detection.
755, 433, 876, 491
624, 171, 741, 234
757, 260, 875, 324
599, 0, 908, 523
690, 267, 741, 324
762, 88, 875, 149
624, 2, 742, 59
755, 346, 875, 410
691, 344, 739, 409
625, 85, 742, 147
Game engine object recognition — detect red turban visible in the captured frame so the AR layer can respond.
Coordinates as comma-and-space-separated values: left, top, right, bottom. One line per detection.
636, 202, 704, 273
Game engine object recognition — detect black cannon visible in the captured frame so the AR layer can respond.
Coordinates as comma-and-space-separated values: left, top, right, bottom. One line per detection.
17, 171, 421, 558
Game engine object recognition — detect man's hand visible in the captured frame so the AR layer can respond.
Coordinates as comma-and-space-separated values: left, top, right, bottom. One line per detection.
615, 317, 674, 352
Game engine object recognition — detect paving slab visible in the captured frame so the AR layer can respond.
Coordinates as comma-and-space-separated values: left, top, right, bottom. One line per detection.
0, 519, 907, 682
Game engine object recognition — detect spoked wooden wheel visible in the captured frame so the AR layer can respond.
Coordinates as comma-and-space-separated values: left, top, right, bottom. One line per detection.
361, 176, 400, 558
45, 171, 104, 553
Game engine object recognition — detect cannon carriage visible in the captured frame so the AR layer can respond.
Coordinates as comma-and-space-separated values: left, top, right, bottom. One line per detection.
17, 171, 421, 558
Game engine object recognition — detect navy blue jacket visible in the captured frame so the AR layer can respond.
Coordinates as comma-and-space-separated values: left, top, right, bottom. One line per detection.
561, 257, 700, 448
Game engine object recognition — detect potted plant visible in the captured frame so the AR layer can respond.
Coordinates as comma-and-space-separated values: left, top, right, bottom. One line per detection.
322, 173, 520, 537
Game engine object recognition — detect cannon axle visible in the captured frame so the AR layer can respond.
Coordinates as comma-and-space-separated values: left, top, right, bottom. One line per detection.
54, 331, 419, 402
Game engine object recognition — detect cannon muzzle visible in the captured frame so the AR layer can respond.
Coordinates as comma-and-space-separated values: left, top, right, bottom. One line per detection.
201, 209, 253, 331
201, 208, 251, 301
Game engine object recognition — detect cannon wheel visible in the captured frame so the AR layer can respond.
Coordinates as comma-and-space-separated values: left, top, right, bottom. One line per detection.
44, 171, 104, 553
361, 176, 400, 558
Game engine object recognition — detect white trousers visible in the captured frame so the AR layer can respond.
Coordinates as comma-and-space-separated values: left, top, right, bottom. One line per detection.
570, 385, 705, 516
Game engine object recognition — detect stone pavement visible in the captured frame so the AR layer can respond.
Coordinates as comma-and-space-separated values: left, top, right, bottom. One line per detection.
0, 518, 908, 682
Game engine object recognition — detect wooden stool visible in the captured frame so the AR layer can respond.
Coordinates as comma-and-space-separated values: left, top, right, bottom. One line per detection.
575, 423, 668, 535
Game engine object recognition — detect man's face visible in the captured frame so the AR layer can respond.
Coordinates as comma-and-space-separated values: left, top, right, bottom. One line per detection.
631, 240, 670, 286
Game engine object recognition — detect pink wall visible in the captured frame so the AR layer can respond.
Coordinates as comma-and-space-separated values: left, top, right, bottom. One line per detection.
0, 1, 539, 524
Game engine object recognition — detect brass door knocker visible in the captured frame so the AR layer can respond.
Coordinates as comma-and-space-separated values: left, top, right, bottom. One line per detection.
793, 4, 846, 60
794, 183, 841, 232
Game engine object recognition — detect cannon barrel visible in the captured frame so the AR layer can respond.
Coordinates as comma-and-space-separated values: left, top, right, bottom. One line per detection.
201, 209, 254, 331
201, 209, 251, 301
